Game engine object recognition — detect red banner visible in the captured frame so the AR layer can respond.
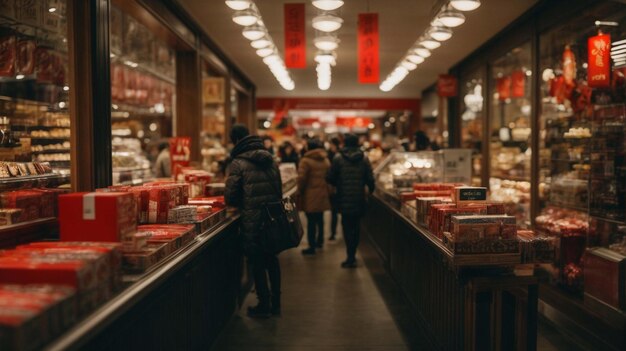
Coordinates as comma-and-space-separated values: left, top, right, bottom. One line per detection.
170, 137, 191, 176
588, 33, 611, 88
497, 76, 511, 100
336, 117, 372, 128
437, 74, 457, 97
284, 4, 306, 68
511, 70, 526, 97
358, 13, 379, 84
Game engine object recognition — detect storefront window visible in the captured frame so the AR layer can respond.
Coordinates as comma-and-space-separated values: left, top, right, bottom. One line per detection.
109, 5, 176, 184
489, 42, 532, 227
459, 69, 484, 186
201, 65, 226, 174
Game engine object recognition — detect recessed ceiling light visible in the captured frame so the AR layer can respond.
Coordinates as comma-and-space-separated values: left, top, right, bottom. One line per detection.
312, 14, 343, 32
450, 0, 481, 12
232, 8, 258, 26
225, 0, 252, 10
312, 0, 344, 11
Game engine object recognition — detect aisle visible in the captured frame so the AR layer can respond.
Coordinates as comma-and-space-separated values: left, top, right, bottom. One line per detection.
210, 214, 420, 351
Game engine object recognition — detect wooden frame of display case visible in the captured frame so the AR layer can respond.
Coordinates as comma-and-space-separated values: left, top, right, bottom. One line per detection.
446, 1, 626, 350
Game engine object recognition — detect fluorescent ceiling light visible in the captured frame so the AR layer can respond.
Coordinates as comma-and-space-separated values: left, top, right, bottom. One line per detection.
263, 54, 281, 65
413, 46, 431, 58
251, 38, 271, 49
312, 0, 344, 11
313, 14, 343, 32
420, 36, 441, 49
437, 8, 466, 27
225, 0, 252, 10
314, 35, 340, 51
429, 26, 453, 41
232, 9, 258, 26
242, 24, 266, 40
450, 0, 481, 12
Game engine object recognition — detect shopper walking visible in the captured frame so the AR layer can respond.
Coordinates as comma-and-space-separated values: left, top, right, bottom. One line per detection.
279, 141, 300, 166
298, 138, 331, 255
327, 137, 341, 240
326, 134, 375, 268
225, 124, 283, 318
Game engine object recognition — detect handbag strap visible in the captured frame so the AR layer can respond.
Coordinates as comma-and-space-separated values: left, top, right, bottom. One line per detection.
262, 167, 282, 199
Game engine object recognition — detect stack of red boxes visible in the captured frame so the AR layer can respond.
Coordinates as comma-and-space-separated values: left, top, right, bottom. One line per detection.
122, 224, 196, 272
0, 190, 43, 222
0, 284, 76, 351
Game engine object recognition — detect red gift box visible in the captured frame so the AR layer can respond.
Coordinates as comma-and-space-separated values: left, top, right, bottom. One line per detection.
129, 188, 150, 224
29, 189, 57, 218
0, 191, 42, 222
146, 187, 177, 224
0, 256, 96, 292
58, 192, 137, 242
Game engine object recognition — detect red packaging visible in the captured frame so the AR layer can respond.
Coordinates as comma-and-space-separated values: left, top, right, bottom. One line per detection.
428, 203, 456, 234
1, 190, 42, 222
0, 36, 16, 77
29, 189, 55, 218
58, 192, 137, 242
146, 186, 177, 224
0, 256, 96, 292
129, 188, 150, 224
0, 293, 48, 351
188, 196, 225, 208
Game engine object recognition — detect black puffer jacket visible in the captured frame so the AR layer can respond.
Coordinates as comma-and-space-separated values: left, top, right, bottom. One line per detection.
326, 147, 375, 216
225, 136, 282, 249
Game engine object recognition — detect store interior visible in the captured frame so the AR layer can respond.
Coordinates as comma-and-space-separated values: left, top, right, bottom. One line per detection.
0, 0, 625, 350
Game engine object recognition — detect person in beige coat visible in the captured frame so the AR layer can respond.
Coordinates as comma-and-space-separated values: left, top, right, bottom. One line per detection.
298, 138, 331, 255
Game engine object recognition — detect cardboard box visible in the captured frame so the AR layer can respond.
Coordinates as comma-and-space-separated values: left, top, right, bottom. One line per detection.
58, 192, 137, 242
451, 215, 517, 242
0, 209, 22, 226
0, 191, 42, 222
584, 248, 626, 310
122, 243, 168, 272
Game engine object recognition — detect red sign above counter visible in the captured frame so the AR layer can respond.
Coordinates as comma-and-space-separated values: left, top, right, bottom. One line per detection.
284, 3, 306, 68
358, 13, 379, 84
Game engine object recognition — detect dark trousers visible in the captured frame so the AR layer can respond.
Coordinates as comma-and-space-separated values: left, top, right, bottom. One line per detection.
306, 212, 324, 248
248, 250, 281, 305
330, 208, 339, 238
341, 214, 361, 263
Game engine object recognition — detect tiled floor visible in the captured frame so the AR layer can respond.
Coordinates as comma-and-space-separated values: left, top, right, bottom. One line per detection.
211, 213, 581, 351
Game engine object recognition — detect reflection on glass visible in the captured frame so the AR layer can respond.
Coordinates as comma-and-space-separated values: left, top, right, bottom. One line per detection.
201, 66, 226, 174
460, 71, 483, 186
489, 42, 532, 227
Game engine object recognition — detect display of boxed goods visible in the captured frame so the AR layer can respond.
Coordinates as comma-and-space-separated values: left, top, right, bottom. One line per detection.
517, 230, 556, 263
453, 186, 487, 206
416, 197, 451, 226
0, 208, 22, 226
58, 192, 137, 243
167, 206, 197, 224
583, 248, 626, 311
450, 215, 517, 242
1, 190, 43, 222
122, 242, 168, 273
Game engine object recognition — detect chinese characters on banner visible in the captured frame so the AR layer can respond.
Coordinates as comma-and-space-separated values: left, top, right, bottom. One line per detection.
358, 13, 379, 84
437, 74, 457, 97
511, 70, 526, 97
284, 3, 306, 68
588, 33, 611, 88
169, 137, 191, 176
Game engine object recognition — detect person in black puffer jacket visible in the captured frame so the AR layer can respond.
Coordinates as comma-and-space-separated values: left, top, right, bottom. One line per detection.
225, 124, 283, 318
326, 134, 375, 268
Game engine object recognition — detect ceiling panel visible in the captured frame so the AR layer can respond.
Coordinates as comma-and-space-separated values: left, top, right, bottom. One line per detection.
178, 0, 538, 98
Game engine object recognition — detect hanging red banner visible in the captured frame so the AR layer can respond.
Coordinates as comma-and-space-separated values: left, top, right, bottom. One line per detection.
284, 3, 306, 68
358, 13, 379, 84
588, 33, 611, 88
511, 70, 526, 97
437, 74, 457, 97
497, 76, 511, 100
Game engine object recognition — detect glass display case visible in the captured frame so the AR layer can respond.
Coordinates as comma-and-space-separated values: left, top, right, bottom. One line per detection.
109, 5, 176, 183
489, 42, 532, 227
374, 151, 445, 195
200, 64, 227, 173
459, 69, 484, 186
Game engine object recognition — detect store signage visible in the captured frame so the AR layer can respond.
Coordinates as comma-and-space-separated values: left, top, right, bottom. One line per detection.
588, 33, 611, 88
357, 13, 379, 84
437, 74, 457, 97
336, 117, 372, 128
169, 137, 191, 176
511, 70, 525, 98
496, 76, 511, 100
284, 3, 306, 68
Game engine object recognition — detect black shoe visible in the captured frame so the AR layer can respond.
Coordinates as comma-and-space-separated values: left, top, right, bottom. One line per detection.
341, 260, 357, 268
247, 304, 271, 318
302, 248, 316, 255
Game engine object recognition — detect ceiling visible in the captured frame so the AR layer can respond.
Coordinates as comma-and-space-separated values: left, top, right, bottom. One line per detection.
178, 0, 539, 98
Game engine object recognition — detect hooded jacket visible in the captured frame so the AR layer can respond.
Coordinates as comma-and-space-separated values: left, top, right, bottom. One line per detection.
225, 136, 282, 247
326, 147, 375, 216
297, 148, 331, 213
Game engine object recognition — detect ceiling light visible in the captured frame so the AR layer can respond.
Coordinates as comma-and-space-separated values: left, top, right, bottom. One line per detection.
256, 47, 275, 57
406, 54, 425, 64
450, 0, 481, 12
251, 37, 271, 49
242, 24, 266, 40
437, 8, 466, 27
315, 51, 336, 65
263, 54, 281, 65
314, 35, 340, 51
232, 8, 258, 26
48, 7, 56, 13
225, 0, 252, 10
429, 26, 453, 41
312, 0, 344, 11
420, 36, 441, 49
400, 61, 417, 71
312, 14, 343, 32
413, 46, 431, 58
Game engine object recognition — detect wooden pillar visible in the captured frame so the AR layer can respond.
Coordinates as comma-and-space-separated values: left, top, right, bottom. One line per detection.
67, 0, 112, 191
175, 51, 202, 162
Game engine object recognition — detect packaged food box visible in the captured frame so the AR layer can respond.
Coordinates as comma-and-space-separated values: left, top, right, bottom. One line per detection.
0, 208, 22, 226
450, 215, 517, 242
122, 243, 168, 272
28, 189, 57, 218
0, 255, 96, 292
453, 186, 488, 206
129, 188, 150, 224
416, 197, 451, 226
58, 192, 137, 242
146, 186, 178, 224
435, 207, 486, 238
0, 297, 48, 351
167, 205, 197, 224
188, 196, 225, 208
0, 191, 42, 222
428, 203, 456, 233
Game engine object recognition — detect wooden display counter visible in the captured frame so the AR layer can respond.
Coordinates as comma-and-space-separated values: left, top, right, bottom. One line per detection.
364, 194, 538, 351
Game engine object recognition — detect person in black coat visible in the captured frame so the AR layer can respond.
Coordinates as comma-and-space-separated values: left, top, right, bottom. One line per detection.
225, 124, 283, 318
327, 137, 341, 240
326, 134, 375, 268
